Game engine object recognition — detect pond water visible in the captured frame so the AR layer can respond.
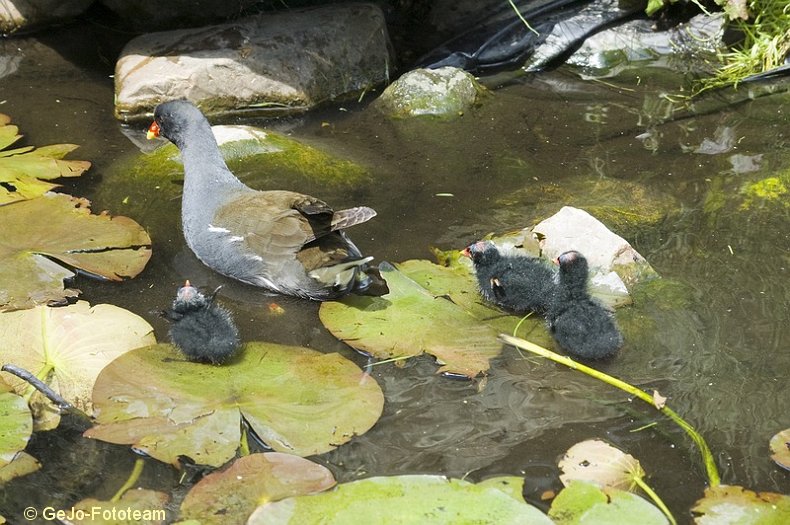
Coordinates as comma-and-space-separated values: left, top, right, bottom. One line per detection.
1, 16, 789, 522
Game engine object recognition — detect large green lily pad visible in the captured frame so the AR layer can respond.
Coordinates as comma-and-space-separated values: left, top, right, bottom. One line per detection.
179, 452, 336, 525
320, 261, 505, 378
0, 192, 152, 311
0, 114, 91, 206
549, 481, 668, 525
0, 301, 155, 430
85, 343, 384, 466
247, 475, 552, 525
0, 377, 39, 483
691, 485, 790, 524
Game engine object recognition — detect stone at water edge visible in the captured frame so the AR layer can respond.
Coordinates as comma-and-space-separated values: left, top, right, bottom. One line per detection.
375, 66, 485, 118
114, 3, 392, 121
531, 206, 658, 291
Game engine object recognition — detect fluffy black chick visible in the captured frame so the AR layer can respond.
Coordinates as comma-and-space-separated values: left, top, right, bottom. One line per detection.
462, 240, 558, 315
547, 251, 623, 360
164, 280, 241, 364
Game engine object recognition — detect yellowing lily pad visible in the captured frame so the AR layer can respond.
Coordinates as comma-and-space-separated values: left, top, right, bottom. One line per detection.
0, 113, 91, 205
180, 453, 336, 525
0, 377, 39, 483
319, 261, 505, 378
85, 343, 384, 466
769, 429, 790, 471
0, 192, 152, 311
247, 475, 552, 525
0, 301, 156, 430
549, 481, 668, 525
691, 485, 790, 524
558, 439, 645, 492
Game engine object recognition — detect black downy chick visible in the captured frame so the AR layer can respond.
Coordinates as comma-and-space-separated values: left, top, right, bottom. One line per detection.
462, 240, 558, 315
547, 251, 623, 360
164, 280, 241, 364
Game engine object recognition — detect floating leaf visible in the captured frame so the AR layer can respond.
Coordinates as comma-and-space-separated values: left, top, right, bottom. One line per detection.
0, 114, 91, 205
0, 192, 152, 311
691, 485, 790, 524
558, 439, 645, 491
0, 301, 155, 430
70, 489, 169, 524
180, 453, 336, 525
0, 377, 39, 483
549, 480, 668, 525
86, 343, 383, 466
247, 475, 552, 525
769, 429, 790, 471
319, 261, 502, 378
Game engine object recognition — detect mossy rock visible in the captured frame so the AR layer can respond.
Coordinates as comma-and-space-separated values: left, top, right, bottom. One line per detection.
375, 67, 486, 118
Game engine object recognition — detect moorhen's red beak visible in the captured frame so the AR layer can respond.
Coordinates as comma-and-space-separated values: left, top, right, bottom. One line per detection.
461, 247, 471, 258
147, 121, 161, 140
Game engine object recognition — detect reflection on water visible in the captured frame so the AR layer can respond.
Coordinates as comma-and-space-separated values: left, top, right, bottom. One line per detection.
1, 19, 788, 517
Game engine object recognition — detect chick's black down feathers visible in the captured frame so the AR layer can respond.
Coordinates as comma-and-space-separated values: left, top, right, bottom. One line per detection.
463, 240, 557, 315
547, 251, 623, 360
165, 281, 241, 364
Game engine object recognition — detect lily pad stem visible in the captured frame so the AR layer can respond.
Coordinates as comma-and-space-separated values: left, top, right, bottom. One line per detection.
632, 475, 676, 525
2, 363, 72, 410
507, 0, 539, 36
111, 458, 145, 503
497, 334, 720, 487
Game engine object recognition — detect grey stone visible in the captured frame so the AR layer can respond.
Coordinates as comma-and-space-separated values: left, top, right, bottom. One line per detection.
0, 0, 93, 35
114, 3, 393, 121
375, 66, 484, 118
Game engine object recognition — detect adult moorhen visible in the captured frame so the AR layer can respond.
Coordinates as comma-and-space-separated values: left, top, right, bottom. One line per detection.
462, 240, 557, 315
547, 250, 623, 360
147, 100, 377, 300
164, 280, 241, 365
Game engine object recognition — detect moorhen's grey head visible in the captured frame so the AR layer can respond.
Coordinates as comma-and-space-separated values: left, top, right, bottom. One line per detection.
147, 100, 209, 148
462, 240, 501, 266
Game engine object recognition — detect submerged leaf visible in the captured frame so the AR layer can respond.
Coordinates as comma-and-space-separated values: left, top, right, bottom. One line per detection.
0, 114, 90, 205
691, 485, 790, 524
319, 261, 502, 378
558, 439, 645, 491
70, 489, 169, 524
247, 475, 552, 525
0, 301, 156, 430
180, 453, 336, 525
0, 192, 152, 311
86, 343, 383, 466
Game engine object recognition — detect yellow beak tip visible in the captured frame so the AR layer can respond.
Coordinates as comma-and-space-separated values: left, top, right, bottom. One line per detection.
146, 130, 157, 140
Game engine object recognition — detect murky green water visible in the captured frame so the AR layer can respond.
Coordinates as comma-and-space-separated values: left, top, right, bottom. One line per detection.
1, 19, 788, 522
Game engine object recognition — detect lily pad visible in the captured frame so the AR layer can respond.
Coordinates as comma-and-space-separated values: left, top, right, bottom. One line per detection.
0, 192, 152, 311
769, 429, 790, 471
0, 113, 91, 205
0, 377, 39, 483
0, 301, 156, 430
319, 261, 503, 378
691, 485, 790, 524
549, 480, 668, 525
247, 475, 553, 525
71, 489, 169, 524
85, 343, 383, 466
558, 439, 645, 492
179, 453, 336, 525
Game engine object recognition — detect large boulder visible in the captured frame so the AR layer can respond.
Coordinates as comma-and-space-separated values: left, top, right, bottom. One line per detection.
114, 3, 393, 121
0, 0, 93, 35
